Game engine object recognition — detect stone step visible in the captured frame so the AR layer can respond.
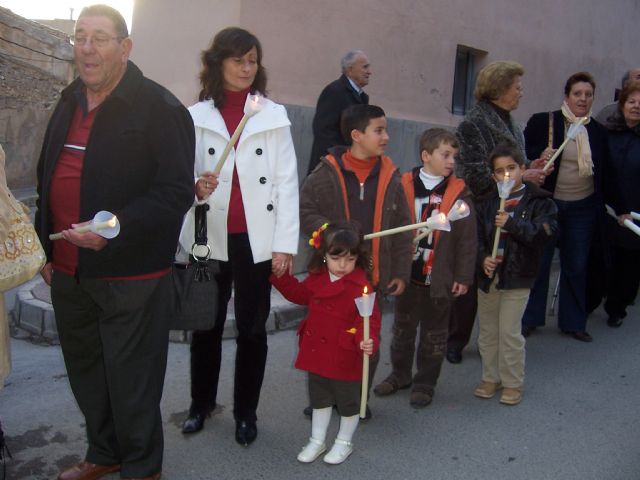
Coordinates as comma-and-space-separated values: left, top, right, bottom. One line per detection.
11, 276, 307, 344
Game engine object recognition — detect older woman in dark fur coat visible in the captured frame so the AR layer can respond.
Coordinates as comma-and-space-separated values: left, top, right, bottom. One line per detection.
447, 61, 546, 362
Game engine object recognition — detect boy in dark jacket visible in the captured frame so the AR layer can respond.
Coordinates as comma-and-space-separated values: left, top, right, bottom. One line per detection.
373, 128, 477, 408
474, 144, 557, 406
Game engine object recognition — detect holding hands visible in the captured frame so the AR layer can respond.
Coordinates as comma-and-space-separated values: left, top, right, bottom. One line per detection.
272, 252, 293, 277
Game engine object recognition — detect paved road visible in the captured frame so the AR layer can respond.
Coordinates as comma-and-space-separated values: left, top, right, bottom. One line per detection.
1, 298, 639, 479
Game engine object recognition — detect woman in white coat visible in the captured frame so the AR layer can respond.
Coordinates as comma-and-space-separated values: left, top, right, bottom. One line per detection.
178, 27, 299, 445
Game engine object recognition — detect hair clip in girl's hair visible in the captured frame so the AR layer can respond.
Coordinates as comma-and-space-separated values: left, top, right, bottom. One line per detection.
309, 223, 329, 249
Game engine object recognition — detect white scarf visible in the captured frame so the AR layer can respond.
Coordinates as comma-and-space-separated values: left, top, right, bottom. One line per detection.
560, 101, 593, 177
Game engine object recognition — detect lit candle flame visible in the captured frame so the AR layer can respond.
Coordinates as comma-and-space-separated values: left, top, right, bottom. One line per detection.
107, 216, 117, 228
437, 212, 447, 223
363, 285, 368, 295
504, 171, 510, 181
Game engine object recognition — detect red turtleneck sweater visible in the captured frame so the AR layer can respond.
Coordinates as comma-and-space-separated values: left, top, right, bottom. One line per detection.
220, 88, 249, 233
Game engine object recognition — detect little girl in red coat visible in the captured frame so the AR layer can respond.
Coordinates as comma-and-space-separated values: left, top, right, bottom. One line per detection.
270, 222, 381, 465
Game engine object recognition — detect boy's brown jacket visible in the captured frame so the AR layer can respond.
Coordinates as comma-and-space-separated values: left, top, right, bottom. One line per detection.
300, 147, 412, 290
400, 169, 477, 298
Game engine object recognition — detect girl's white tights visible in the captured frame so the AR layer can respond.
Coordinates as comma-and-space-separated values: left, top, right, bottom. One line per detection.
311, 407, 359, 443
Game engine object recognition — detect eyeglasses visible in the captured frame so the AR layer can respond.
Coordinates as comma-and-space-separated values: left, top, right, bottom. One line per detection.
71, 34, 123, 48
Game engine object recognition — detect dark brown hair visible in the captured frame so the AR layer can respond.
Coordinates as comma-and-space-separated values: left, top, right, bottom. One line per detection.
489, 143, 525, 169
564, 71, 596, 96
307, 222, 371, 275
340, 104, 386, 146
419, 127, 459, 155
618, 80, 640, 111
198, 27, 267, 107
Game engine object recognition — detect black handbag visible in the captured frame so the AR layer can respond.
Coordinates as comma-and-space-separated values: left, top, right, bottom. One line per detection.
170, 204, 219, 331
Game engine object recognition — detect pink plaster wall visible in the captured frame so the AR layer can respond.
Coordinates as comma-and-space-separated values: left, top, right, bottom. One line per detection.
131, 0, 638, 126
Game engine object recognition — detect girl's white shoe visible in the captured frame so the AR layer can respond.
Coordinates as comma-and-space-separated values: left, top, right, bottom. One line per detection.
297, 437, 326, 463
323, 438, 353, 464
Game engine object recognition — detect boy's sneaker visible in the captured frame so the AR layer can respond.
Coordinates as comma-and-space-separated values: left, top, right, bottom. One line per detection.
323, 439, 353, 464
297, 437, 326, 463
500, 387, 523, 405
473, 381, 502, 399
373, 376, 411, 396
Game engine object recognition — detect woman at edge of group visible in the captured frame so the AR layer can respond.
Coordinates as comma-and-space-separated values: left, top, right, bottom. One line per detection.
520, 71, 609, 342
450, 60, 546, 364
177, 27, 299, 445
600, 81, 640, 328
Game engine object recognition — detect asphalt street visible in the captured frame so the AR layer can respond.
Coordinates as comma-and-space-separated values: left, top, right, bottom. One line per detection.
1, 296, 639, 480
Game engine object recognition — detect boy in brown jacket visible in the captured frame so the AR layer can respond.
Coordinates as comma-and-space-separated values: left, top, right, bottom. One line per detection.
300, 104, 413, 418
374, 128, 477, 408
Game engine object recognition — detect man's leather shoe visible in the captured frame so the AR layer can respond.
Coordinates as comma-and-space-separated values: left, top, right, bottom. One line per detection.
522, 325, 536, 337
561, 330, 593, 342
446, 349, 462, 364
607, 315, 623, 328
57, 461, 120, 480
182, 412, 206, 434
235, 421, 257, 446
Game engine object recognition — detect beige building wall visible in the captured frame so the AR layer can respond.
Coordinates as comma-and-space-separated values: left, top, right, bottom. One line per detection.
131, 0, 638, 126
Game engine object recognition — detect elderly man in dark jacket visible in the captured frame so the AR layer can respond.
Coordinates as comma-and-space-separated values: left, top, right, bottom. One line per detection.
307, 50, 371, 175
35, 5, 194, 480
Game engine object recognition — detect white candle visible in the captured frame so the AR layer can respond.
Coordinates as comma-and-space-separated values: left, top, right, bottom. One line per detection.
542, 117, 587, 173
355, 286, 376, 419
213, 93, 263, 175
491, 171, 513, 259
49, 211, 120, 241
365, 212, 450, 241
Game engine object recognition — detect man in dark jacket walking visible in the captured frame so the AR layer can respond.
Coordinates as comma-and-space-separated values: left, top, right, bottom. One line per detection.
35, 5, 195, 480
307, 50, 371, 175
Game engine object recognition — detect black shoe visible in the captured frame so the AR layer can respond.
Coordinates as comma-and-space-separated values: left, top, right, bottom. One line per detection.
561, 330, 593, 343
362, 405, 372, 421
522, 325, 536, 337
182, 412, 207, 434
446, 349, 462, 364
607, 315, 623, 328
235, 421, 257, 446
303, 405, 313, 418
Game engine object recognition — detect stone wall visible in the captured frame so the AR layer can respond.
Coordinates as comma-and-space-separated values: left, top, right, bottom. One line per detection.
0, 7, 73, 189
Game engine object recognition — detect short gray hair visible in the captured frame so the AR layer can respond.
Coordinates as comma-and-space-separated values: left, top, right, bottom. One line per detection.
341, 50, 365, 74
78, 4, 129, 38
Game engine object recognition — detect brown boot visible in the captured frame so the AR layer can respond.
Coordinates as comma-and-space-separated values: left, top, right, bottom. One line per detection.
373, 376, 411, 397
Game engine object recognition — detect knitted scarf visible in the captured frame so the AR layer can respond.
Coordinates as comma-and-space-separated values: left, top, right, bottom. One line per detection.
560, 101, 593, 177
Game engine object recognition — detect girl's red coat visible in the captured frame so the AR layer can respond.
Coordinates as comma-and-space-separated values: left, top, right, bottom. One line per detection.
270, 268, 381, 381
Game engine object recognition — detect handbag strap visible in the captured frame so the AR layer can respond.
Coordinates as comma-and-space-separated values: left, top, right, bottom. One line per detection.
190, 204, 210, 261
193, 204, 209, 246
548, 112, 554, 148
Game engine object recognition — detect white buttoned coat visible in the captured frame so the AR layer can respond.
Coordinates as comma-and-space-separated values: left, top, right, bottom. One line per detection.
177, 97, 299, 263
